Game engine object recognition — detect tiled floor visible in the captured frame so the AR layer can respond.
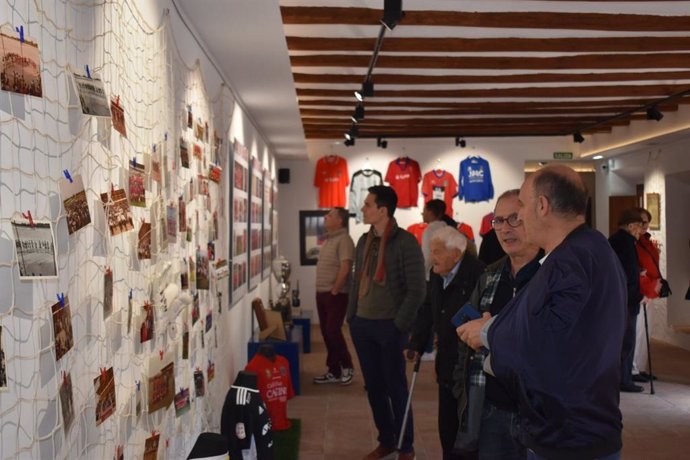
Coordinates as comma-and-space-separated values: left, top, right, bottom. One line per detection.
289, 328, 690, 459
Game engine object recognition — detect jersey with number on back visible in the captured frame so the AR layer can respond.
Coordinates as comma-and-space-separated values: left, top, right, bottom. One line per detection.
385, 157, 421, 208
314, 155, 349, 208
458, 156, 494, 202
421, 169, 458, 217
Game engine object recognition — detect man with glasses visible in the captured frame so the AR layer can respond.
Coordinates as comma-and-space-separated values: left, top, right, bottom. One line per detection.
458, 166, 627, 460
453, 190, 541, 459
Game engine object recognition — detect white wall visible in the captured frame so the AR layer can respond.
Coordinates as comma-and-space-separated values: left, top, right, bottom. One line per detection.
279, 135, 575, 319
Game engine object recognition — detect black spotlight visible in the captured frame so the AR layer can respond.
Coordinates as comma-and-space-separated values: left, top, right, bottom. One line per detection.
455, 136, 466, 148
354, 80, 374, 101
573, 132, 585, 143
646, 106, 664, 122
344, 138, 355, 147
377, 137, 388, 149
351, 104, 365, 123
381, 0, 404, 30
344, 124, 359, 141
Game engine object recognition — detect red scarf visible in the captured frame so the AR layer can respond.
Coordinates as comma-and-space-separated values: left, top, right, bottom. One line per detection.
359, 218, 395, 299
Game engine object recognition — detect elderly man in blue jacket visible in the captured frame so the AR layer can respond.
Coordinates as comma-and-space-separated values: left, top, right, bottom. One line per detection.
458, 165, 627, 460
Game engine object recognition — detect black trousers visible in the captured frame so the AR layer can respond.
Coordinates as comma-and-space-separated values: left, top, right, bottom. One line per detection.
439, 384, 477, 460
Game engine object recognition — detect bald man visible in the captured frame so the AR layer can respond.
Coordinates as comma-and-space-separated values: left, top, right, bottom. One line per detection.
458, 165, 627, 460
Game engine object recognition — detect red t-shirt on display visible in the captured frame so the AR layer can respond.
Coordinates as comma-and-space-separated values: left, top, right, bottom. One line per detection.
406, 222, 428, 245
457, 222, 475, 242
421, 169, 458, 217
385, 157, 421, 208
314, 155, 349, 208
245, 353, 295, 431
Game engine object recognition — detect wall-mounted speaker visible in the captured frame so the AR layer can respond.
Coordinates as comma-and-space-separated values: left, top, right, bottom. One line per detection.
278, 168, 290, 184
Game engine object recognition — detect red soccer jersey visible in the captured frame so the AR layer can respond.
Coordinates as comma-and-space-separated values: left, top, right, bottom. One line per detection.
421, 170, 458, 217
406, 222, 428, 245
314, 155, 349, 208
385, 157, 421, 208
245, 353, 294, 431
457, 222, 475, 242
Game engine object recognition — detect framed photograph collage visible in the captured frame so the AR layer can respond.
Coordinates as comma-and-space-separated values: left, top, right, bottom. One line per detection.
248, 156, 264, 291
230, 139, 249, 305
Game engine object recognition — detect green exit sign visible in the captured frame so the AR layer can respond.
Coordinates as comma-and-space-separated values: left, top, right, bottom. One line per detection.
553, 151, 573, 160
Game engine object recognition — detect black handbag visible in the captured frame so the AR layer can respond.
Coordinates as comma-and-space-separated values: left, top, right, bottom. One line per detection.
659, 278, 672, 298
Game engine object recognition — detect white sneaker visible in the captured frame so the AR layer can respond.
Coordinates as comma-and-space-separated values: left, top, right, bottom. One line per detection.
341, 368, 354, 385
313, 372, 340, 384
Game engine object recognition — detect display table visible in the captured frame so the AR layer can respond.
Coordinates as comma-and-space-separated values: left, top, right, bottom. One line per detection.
292, 311, 312, 354
247, 339, 301, 395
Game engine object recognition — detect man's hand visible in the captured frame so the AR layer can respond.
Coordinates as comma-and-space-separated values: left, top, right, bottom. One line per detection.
456, 312, 491, 351
403, 349, 420, 362
330, 288, 339, 296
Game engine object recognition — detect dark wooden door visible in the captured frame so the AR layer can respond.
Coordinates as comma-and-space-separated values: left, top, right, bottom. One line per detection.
609, 195, 639, 236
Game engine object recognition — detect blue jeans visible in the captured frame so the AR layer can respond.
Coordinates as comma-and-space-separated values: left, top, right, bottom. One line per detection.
528, 449, 621, 460
478, 402, 525, 460
350, 316, 413, 453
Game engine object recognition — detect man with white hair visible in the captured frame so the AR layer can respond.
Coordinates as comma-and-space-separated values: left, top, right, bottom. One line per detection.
408, 225, 485, 460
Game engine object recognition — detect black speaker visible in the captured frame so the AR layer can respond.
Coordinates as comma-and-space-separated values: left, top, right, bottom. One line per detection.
278, 168, 290, 184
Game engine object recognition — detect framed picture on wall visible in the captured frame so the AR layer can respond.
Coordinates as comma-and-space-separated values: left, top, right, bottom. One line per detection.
299, 210, 330, 266
646, 192, 661, 230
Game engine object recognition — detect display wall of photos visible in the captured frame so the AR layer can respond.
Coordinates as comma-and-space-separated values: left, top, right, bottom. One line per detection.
248, 156, 264, 291
230, 139, 249, 304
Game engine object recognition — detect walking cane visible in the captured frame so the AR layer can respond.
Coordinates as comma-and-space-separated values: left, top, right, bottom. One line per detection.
397, 351, 422, 459
642, 302, 655, 395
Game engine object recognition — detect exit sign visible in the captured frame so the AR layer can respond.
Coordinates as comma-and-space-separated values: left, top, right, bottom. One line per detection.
553, 151, 573, 160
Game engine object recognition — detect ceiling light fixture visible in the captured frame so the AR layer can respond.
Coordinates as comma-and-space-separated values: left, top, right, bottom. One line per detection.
573, 132, 585, 143
381, 0, 404, 31
646, 106, 664, 122
344, 124, 359, 141
351, 104, 365, 123
455, 136, 466, 148
354, 80, 374, 101
377, 137, 388, 149
344, 138, 355, 147
592, 155, 604, 160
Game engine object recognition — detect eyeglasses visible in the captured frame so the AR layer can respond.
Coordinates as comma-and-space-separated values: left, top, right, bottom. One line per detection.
640, 220, 650, 225
491, 213, 522, 228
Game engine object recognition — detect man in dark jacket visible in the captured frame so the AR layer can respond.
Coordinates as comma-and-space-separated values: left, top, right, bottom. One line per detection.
458, 165, 627, 460
609, 208, 645, 393
347, 185, 426, 460
408, 226, 484, 460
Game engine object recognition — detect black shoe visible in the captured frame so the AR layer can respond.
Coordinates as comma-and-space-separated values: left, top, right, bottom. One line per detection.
639, 371, 658, 381
632, 374, 650, 383
620, 383, 645, 393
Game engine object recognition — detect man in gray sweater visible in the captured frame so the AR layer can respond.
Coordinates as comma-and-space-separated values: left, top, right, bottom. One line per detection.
347, 185, 426, 460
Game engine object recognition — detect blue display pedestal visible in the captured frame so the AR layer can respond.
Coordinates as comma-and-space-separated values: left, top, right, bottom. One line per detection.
292, 316, 311, 354
247, 340, 301, 395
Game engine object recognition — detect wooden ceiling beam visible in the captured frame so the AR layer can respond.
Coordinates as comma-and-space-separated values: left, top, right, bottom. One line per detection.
287, 36, 690, 53
296, 83, 690, 98
291, 53, 690, 69
298, 98, 679, 109
292, 71, 690, 85
281, 7, 690, 31
303, 126, 614, 138
302, 115, 642, 126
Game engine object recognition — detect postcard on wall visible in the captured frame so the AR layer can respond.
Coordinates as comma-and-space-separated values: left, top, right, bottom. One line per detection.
192, 292, 199, 326
0, 326, 7, 391
151, 146, 161, 184
129, 160, 146, 207
100, 188, 134, 236
174, 387, 191, 417
0, 31, 43, 97
138, 221, 151, 260
194, 121, 204, 141
194, 369, 205, 397
94, 367, 116, 426
110, 97, 127, 137
59, 372, 75, 434
143, 432, 160, 460
52, 297, 74, 362
166, 204, 177, 241
189, 257, 196, 284
147, 353, 175, 414
140, 301, 154, 344
60, 174, 91, 235
103, 268, 113, 320
73, 72, 111, 118
11, 215, 58, 279
180, 138, 190, 169
208, 360, 215, 383
193, 143, 202, 160
196, 249, 209, 290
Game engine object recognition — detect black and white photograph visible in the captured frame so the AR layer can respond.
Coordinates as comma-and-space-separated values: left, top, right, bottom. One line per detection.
129, 160, 146, 208
52, 297, 74, 362
0, 326, 7, 391
101, 188, 134, 236
59, 372, 75, 434
110, 97, 127, 137
73, 72, 111, 117
60, 174, 91, 235
12, 216, 58, 279
0, 31, 42, 97
94, 367, 116, 426
103, 268, 113, 320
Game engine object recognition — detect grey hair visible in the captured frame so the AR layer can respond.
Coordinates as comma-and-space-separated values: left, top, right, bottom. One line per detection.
430, 226, 467, 252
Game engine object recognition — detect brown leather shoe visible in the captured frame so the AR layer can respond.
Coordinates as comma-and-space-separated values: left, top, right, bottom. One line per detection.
397, 451, 416, 460
363, 444, 396, 460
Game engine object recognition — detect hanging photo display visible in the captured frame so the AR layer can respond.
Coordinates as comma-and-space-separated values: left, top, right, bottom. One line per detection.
248, 157, 264, 291
146, 352, 175, 414
129, 159, 146, 207
230, 139, 249, 305
94, 367, 116, 426
12, 215, 58, 279
60, 174, 91, 235
72, 72, 111, 118
110, 97, 127, 137
59, 372, 75, 434
101, 187, 134, 236
52, 296, 74, 362
0, 30, 42, 97
262, 174, 272, 280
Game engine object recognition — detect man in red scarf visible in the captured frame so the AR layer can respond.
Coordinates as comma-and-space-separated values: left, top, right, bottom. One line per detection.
347, 185, 426, 460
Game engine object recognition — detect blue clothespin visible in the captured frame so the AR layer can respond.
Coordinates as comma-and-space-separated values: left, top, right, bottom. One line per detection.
15, 25, 24, 43
131, 157, 137, 167
63, 169, 73, 183
57, 293, 65, 308
85, 65, 91, 79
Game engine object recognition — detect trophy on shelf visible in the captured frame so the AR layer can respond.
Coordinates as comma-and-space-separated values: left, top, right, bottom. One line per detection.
270, 256, 294, 326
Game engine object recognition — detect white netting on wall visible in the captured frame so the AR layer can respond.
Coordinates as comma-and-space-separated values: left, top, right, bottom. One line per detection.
0, 1, 242, 458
